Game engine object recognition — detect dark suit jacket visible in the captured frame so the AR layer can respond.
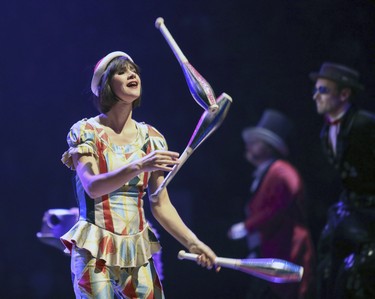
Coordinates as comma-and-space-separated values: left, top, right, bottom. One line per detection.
320, 105, 375, 195
318, 106, 375, 299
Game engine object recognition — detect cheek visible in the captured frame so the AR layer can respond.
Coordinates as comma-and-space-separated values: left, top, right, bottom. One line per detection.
245, 151, 254, 162
246, 146, 257, 157
325, 96, 339, 108
112, 82, 130, 98
110, 80, 121, 93
318, 96, 330, 105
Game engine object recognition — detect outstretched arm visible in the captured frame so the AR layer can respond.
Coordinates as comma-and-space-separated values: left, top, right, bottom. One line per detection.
72, 150, 180, 198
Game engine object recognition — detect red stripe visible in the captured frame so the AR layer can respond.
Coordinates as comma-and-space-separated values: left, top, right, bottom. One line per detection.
102, 194, 114, 232
123, 279, 137, 298
138, 186, 144, 232
97, 139, 114, 232
78, 268, 93, 295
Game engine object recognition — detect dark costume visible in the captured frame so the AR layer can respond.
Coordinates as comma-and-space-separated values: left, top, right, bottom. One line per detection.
317, 105, 375, 298
245, 159, 316, 299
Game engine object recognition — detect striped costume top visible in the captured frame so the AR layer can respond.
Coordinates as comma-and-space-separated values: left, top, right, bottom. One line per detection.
60, 117, 165, 268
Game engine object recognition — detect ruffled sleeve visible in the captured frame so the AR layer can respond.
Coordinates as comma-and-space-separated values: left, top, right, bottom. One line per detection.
61, 119, 98, 170
147, 125, 168, 151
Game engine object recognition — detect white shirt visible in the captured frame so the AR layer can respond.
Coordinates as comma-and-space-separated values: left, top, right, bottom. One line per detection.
326, 105, 350, 155
250, 159, 274, 192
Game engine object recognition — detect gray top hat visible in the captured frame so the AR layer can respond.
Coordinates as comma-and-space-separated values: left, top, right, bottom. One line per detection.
242, 109, 293, 157
309, 62, 364, 90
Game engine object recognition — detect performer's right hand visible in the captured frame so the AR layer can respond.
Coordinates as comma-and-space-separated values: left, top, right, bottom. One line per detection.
228, 222, 247, 239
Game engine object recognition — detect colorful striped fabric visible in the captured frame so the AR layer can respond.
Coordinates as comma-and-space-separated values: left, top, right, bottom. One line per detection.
61, 117, 166, 267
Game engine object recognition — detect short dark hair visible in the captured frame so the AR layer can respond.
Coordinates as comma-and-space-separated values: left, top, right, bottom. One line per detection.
93, 57, 141, 113
335, 82, 358, 102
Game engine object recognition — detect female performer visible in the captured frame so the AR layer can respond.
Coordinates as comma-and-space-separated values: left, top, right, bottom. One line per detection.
61, 51, 218, 298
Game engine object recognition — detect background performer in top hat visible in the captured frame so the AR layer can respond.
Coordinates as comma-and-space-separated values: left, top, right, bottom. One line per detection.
60, 51, 219, 299
310, 62, 375, 298
227, 109, 316, 299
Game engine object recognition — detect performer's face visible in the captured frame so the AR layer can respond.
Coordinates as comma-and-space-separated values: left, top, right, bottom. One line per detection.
244, 139, 273, 166
312, 78, 348, 117
110, 64, 141, 104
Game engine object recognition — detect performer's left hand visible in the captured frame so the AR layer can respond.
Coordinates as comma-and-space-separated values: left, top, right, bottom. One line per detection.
188, 240, 221, 272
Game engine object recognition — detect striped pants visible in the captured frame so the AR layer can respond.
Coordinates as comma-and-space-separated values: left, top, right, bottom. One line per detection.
71, 246, 164, 299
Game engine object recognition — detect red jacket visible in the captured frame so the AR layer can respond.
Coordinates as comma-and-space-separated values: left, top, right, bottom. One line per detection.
245, 160, 316, 299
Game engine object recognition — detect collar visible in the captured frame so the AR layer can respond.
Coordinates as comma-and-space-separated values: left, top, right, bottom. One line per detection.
326, 104, 351, 125
253, 159, 275, 178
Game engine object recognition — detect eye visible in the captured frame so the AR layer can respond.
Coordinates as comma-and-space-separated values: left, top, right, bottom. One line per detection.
129, 67, 138, 74
313, 86, 330, 95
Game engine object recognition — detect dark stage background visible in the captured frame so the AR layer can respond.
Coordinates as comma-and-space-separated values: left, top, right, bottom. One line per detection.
1, 1, 375, 298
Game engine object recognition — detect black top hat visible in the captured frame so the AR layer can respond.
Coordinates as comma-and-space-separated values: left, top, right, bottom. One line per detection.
242, 109, 293, 156
309, 62, 364, 90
